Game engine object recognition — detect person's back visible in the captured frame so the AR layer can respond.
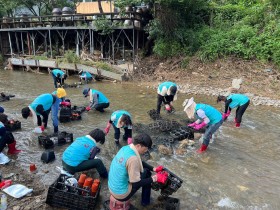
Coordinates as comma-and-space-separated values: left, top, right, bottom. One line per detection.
195, 104, 222, 125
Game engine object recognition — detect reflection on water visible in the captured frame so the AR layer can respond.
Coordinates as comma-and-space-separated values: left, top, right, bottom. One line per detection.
1, 70, 280, 209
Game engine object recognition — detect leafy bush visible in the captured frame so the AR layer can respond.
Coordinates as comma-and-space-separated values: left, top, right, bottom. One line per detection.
62, 50, 79, 64
153, 38, 181, 58
94, 16, 115, 35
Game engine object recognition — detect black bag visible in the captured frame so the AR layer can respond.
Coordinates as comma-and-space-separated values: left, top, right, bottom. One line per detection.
41, 150, 55, 163
59, 107, 72, 123
38, 136, 54, 149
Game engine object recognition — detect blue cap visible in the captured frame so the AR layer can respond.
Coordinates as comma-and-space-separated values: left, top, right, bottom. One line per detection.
83, 88, 90, 97
0, 106, 4, 113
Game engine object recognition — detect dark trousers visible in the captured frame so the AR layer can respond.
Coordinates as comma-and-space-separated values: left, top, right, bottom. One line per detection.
52, 73, 64, 88
112, 124, 132, 141
37, 109, 51, 127
235, 100, 250, 123
62, 159, 107, 177
117, 168, 152, 203
156, 94, 174, 114
0, 132, 15, 152
94, 102, 110, 112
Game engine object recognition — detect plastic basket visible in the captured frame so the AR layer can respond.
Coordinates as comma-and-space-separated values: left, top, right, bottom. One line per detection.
5, 121, 21, 132
46, 174, 101, 210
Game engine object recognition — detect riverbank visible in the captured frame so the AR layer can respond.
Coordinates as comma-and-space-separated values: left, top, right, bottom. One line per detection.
132, 56, 280, 107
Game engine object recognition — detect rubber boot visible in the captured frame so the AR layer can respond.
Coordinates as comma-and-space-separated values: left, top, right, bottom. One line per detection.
7, 141, 21, 155
196, 144, 208, 154
235, 123, 241, 128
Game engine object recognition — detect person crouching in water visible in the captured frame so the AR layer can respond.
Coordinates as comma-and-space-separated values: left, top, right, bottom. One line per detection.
82, 88, 110, 112
0, 113, 21, 165
21, 88, 67, 134
157, 81, 178, 114
108, 133, 168, 207
183, 97, 223, 154
217, 94, 250, 128
51, 69, 67, 88
62, 128, 108, 177
104, 110, 132, 146
79, 70, 93, 84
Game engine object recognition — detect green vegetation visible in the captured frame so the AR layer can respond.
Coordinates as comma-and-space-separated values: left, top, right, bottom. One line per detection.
94, 16, 115, 35
116, 0, 280, 66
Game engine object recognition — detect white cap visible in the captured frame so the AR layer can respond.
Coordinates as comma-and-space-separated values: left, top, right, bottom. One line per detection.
182, 97, 194, 112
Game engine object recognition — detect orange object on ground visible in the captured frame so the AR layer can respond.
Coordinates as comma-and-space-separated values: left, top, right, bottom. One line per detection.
30, 164, 37, 172
91, 183, 99, 196
78, 174, 87, 187
83, 177, 93, 187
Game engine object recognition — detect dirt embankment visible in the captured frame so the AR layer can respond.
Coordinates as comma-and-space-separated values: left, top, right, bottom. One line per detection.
132, 56, 280, 105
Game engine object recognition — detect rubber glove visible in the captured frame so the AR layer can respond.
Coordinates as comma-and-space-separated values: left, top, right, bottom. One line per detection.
155, 165, 164, 172
222, 113, 228, 120
194, 121, 207, 130
156, 171, 169, 184
86, 106, 91, 111
127, 137, 133, 144
0, 180, 12, 190
188, 122, 197, 128
226, 110, 231, 117
60, 101, 71, 107
104, 122, 111, 135
165, 106, 171, 112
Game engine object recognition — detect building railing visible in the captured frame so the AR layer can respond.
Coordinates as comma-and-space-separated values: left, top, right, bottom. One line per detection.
0, 12, 148, 29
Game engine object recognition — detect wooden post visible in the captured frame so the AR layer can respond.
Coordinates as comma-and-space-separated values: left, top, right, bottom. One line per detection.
8, 32, 13, 56
21, 32, 24, 55
76, 30, 79, 56
48, 29, 53, 58
27, 32, 31, 55
15, 32, 20, 55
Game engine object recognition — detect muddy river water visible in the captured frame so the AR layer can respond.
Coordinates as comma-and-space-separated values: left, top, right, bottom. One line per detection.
1, 70, 280, 209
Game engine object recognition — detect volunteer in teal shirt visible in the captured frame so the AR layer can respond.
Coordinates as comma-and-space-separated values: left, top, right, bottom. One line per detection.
104, 110, 132, 145
82, 88, 110, 112
62, 128, 108, 177
183, 97, 223, 153
217, 94, 250, 127
108, 133, 167, 206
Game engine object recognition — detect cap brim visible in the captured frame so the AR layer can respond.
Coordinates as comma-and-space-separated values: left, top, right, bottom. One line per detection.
183, 97, 194, 111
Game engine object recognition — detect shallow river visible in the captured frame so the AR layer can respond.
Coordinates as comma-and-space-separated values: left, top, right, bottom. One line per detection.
1, 70, 280, 209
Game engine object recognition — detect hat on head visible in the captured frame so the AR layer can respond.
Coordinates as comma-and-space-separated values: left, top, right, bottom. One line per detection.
57, 88, 67, 98
0, 106, 4, 113
83, 88, 90, 97
21, 107, 31, 119
182, 97, 194, 112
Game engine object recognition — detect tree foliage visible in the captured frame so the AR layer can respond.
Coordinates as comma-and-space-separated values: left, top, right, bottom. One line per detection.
0, 0, 76, 16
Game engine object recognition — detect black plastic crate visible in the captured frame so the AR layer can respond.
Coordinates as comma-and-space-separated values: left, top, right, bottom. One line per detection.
5, 120, 21, 132
46, 175, 101, 210
151, 168, 183, 197
59, 107, 72, 123
38, 136, 54, 149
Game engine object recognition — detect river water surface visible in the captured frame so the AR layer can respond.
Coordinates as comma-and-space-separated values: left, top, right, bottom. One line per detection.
1, 70, 280, 209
